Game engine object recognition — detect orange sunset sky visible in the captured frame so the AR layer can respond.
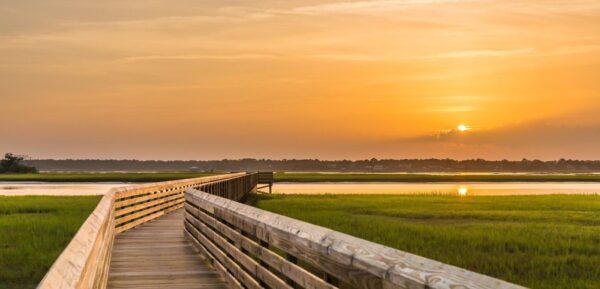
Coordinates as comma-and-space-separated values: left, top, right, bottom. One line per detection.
1, 0, 599, 160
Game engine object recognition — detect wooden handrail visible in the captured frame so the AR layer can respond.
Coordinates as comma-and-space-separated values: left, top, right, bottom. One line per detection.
39, 172, 528, 289
37, 190, 116, 289
37, 172, 256, 289
112, 172, 249, 233
184, 188, 528, 289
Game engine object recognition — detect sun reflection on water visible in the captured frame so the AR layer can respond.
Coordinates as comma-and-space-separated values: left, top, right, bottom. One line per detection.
457, 186, 469, 196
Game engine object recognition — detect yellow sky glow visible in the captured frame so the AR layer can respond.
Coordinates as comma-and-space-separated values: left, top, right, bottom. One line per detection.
1, 0, 599, 159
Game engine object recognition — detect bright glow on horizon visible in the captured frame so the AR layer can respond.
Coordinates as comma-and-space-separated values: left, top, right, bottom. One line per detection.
457, 124, 470, 132
458, 186, 469, 196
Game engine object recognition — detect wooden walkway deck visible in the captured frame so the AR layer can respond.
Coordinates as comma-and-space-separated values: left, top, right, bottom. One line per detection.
107, 210, 230, 289
40, 173, 526, 289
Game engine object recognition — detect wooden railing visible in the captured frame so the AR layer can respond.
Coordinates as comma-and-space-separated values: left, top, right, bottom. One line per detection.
37, 172, 256, 289
38, 171, 527, 289
184, 188, 528, 289
113, 173, 252, 233
257, 171, 274, 193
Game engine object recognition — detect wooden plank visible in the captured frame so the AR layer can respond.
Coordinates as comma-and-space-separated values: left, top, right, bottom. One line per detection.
114, 172, 252, 233
184, 221, 263, 289
115, 190, 182, 210
185, 203, 337, 289
115, 198, 183, 226
185, 189, 528, 289
117, 196, 184, 225
37, 191, 116, 289
186, 192, 382, 289
258, 172, 274, 184
113, 173, 246, 200
38, 173, 257, 289
91, 205, 115, 289
115, 192, 183, 217
185, 229, 245, 289
185, 211, 293, 289
116, 203, 183, 233
108, 210, 229, 289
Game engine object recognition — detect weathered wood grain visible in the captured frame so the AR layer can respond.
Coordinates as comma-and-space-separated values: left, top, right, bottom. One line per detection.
114, 191, 182, 214
115, 197, 183, 226
115, 203, 183, 233
186, 220, 263, 289
185, 210, 293, 289
38, 171, 526, 289
185, 229, 245, 289
114, 173, 249, 233
108, 210, 229, 289
37, 172, 255, 289
113, 173, 247, 200
37, 191, 116, 289
185, 203, 336, 289
185, 188, 529, 289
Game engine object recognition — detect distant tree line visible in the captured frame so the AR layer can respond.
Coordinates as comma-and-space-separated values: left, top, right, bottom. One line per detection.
22, 158, 600, 173
1, 153, 38, 173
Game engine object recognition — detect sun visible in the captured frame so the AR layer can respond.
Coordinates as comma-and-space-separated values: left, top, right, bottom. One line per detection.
457, 186, 469, 196
457, 124, 470, 132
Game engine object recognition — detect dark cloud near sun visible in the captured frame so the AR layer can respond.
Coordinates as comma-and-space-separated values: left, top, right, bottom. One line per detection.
397, 109, 600, 159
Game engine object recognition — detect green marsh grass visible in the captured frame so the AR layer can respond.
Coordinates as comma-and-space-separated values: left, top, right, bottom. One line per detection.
0, 172, 216, 182
3, 172, 600, 183
248, 194, 600, 289
0, 196, 101, 289
274, 172, 600, 183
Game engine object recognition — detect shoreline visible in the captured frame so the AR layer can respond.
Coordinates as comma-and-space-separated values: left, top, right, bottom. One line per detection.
2, 172, 600, 183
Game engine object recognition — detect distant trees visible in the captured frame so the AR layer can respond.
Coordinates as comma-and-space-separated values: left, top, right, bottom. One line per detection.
0, 153, 38, 173
20, 158, 600, 173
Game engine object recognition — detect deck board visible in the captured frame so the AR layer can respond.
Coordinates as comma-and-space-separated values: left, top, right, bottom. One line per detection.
108, 209, 229, 289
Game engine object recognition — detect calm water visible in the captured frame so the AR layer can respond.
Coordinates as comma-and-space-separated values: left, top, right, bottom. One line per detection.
0, 182, 126, 196
2, 182, 600, 196
271, 182, 600, 196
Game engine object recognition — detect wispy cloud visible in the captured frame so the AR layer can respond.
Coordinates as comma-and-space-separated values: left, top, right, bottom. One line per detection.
62, 16, 239, 28
430, 48, 534, 59
427, 105, 479, 113
290, 0, 600, 16
121, 53, 282, 62
120, 49, 530, 63
540, 45, 600, 57
61, 9, 273, 29
301, 49, 527, 62
304, 45, 599, 62
292, 0, 473, 14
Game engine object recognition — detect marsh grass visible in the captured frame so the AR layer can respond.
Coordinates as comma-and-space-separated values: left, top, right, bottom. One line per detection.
0, 172, 216, 182
0, 196, 101, 289
2, 172, 600, 183
274, 172, 600, 182
248, 194, 600, 289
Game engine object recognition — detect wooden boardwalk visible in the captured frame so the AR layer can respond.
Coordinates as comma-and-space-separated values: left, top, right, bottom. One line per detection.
107, 210, 229, 289
39, 173, 526, 289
